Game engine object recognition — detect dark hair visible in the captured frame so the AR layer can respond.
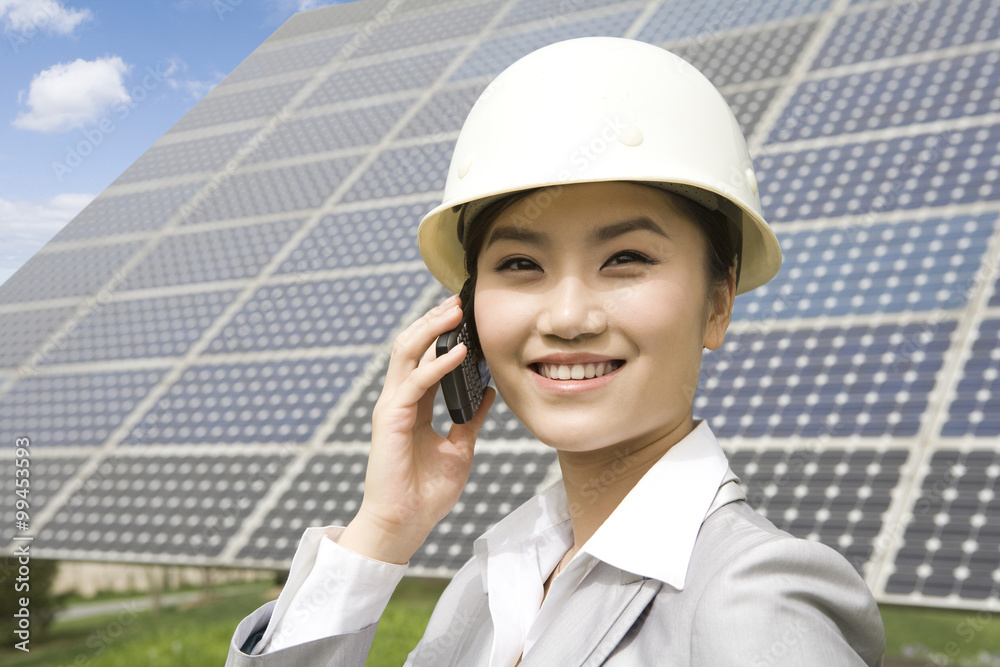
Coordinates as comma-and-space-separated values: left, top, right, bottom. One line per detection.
461, 186, 740, 293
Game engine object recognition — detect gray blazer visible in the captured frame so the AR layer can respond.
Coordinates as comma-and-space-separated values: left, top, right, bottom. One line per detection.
227, 500, 885, 666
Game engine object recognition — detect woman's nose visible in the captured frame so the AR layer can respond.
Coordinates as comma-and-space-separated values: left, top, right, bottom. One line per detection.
536, 277, 608, 340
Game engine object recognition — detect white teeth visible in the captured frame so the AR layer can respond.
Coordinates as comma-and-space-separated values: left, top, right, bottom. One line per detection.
538, 362, 619, 380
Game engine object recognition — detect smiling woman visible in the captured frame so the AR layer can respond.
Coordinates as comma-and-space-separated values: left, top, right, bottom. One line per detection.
227, 37, 885, 667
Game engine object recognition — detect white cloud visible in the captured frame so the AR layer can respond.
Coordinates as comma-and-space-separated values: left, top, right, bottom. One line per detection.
0, 192, 95, 285
163, 56, 223, 103
296, 0, 353, 10
13, 56, 131, 133
0, 0, 92, 36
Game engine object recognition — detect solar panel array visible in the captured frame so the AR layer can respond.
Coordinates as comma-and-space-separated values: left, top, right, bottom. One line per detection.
2, 0, 999, 612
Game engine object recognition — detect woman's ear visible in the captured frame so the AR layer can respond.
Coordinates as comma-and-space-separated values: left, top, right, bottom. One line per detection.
703, 271, 736, 351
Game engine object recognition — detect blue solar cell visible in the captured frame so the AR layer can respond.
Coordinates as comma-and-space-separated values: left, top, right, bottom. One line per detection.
303, 48, 461, 108
48, 184, 203, 242
41, 290, 241, 365
181, 155, 363, 224
757, 125, 1000, 223
498, 0, 624, 28
244, 99, 414, 164
814, 0, 1000, 70
348, 1, 500, 59
171, 80, 307, 132
0, 242, 144, 304
773, 50, 1000, 143
665, 20, 816, 89
398, 82, 486, 140
734, 214, 997, 321
0, 306, 78, 367
207, 271, 431, 353
121, 219, 304, 290
223, 32, 355, 85
0, 369, 166, 448
451, 9, 639, 81
637, 0, 832, 44
342, 140, 453, 202
117, 131, 259, 183
278, 201, 429, 274
697, 321, 957, 438
942, 318, 1000, 436
123, 356, 368, 445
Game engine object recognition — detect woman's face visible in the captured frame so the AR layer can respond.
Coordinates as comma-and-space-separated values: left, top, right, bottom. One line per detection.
474, 181, 731, 453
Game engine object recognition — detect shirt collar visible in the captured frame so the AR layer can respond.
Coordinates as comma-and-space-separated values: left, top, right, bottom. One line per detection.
582, 420, 739, 589
474, 421, 742, 592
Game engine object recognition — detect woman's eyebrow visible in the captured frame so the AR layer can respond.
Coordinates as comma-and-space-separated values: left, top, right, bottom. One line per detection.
589, 216, 671, 243
485, 225, 547, 249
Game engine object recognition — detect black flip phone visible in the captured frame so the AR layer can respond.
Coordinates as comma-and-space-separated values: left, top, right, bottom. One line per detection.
436, 281, 491, 424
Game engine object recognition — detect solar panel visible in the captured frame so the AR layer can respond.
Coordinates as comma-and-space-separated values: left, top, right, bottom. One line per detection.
2, 0, 1000, 614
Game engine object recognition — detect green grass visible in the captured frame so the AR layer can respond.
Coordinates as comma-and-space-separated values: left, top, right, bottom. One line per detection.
0, 578, 447, 667
4, 580, 998, 666
1, 581, 275, 667
368, 578, 448, 666
880, 604, 1000, 665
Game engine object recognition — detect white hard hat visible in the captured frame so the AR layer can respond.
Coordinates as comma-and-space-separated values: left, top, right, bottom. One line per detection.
418, 36, 781, 295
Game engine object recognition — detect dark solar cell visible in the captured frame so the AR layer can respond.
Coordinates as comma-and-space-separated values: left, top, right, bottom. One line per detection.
727, 446, 907, 571
0, 369, 167, 448
0, 456, 90, 546
888, 449, 1000, 599
37, 454, 289, 558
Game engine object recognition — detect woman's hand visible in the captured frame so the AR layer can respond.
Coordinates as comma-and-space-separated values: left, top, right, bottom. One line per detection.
338, 294, 495, 564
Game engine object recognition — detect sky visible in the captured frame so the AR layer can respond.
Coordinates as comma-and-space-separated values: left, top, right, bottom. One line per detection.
0, 0, 358, 286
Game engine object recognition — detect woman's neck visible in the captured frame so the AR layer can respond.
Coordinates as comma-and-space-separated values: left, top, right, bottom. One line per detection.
555, 414, 696, 553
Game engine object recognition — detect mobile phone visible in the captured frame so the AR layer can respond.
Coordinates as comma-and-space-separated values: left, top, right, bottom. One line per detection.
436, 282, 491, 424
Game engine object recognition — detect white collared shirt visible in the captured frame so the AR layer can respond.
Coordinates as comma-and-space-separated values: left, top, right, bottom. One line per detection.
257, 421, 744, 666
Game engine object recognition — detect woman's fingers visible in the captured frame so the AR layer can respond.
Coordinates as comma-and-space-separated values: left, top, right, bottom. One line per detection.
381, 294, 462, 394
388, 341, 467, 411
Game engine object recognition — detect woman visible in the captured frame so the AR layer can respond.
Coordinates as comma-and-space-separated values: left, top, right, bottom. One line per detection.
227, 37, 885, 666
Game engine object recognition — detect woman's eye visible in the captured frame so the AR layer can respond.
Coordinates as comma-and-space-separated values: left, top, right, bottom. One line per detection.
496, 256, 541, 272
603, 250, 654, 267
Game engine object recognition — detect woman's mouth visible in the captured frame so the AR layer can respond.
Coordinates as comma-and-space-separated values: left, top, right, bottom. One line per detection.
532, 360, 624, 380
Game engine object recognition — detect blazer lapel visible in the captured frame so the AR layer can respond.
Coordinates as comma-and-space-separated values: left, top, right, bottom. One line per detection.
522, 562, 662, 667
